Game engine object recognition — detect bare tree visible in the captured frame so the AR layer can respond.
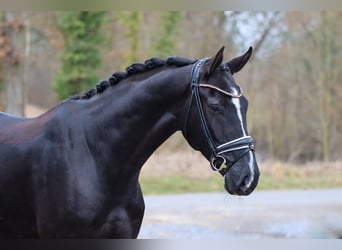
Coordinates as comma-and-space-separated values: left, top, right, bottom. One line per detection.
2, 11, 27, 116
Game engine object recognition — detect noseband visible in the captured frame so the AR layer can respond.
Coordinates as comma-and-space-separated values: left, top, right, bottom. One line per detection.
185, 59, 255, 176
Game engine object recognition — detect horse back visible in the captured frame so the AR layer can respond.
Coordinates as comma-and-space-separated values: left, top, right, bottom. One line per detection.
0, 107, 56, 144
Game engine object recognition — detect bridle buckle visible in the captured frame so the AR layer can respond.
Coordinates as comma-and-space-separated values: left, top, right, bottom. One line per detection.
210, 155, 227, 171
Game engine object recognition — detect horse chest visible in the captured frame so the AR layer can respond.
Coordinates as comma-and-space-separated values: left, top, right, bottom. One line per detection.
35, 199, 144, 238
34, 180, 145, 238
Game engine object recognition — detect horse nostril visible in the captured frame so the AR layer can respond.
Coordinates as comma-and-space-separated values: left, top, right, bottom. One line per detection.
240, 175, 252, 193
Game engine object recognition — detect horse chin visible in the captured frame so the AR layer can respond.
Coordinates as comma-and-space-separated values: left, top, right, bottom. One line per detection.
223, 165, 258, 196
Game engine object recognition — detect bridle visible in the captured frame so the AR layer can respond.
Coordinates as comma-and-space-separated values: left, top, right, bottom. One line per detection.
185, 59, 255, 176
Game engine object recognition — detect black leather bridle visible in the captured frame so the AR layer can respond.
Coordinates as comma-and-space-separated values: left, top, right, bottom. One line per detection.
185, 59, 255, 176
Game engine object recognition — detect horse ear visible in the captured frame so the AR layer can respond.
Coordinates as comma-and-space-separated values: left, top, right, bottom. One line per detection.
202, 46, 225, 76
226, 47, 253, 74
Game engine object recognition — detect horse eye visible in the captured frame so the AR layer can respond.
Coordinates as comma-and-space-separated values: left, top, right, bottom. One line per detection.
209, 104, 223, 114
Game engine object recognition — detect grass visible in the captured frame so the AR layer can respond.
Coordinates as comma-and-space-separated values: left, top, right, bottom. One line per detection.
257, 174, 342, 190
140, 175, 223, 195
140, 161, 342, 195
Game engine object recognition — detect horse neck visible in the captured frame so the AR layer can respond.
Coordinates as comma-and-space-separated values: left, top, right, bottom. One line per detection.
76, 65, 192, 178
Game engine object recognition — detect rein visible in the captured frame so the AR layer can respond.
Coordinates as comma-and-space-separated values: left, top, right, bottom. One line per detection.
186, 59, 255, 176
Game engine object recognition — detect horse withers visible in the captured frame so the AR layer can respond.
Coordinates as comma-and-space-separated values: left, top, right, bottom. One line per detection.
0, 47, 259, 238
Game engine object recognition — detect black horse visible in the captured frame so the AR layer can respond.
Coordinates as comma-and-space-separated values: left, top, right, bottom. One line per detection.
0, 47, 259, 238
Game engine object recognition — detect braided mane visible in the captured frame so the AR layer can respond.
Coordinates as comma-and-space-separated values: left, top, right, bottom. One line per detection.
69, 56, 196, 101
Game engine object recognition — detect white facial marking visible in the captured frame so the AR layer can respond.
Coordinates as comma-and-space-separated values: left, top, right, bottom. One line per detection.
230, 88, 246, 136
230, 87, 254, 188
245, 151, 255, 189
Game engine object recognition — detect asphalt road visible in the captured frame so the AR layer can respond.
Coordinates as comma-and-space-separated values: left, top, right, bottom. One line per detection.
139, 189, 342, 239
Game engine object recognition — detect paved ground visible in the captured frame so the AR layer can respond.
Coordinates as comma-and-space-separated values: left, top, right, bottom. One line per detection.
139, 189, 342, 239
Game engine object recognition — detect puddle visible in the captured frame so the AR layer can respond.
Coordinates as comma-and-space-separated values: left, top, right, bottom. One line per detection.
139, 223, 267, 239
140, 190, 342, 239
139, 223, 226, 239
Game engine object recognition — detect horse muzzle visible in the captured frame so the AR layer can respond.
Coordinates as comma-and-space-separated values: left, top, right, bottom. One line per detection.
224, 161, 259, 195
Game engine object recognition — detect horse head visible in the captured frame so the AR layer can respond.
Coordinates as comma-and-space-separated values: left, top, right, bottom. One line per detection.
183, 46, 259, 195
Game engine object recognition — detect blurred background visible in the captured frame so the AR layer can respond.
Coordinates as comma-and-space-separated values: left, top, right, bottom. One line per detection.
0, 11, 341, 192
